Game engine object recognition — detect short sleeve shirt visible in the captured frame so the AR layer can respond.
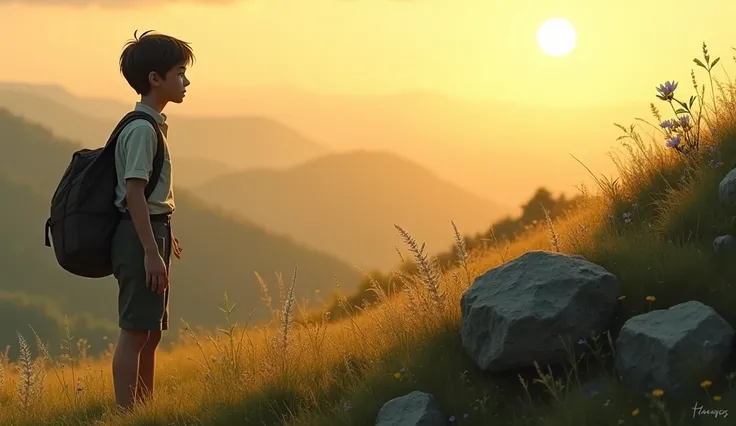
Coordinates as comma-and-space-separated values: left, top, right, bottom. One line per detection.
113, 102, 175, 215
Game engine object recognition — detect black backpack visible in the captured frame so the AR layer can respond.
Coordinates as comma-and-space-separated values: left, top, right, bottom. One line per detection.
44, 111, 165, 278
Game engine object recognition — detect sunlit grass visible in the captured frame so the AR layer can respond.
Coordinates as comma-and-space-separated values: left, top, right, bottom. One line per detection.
4, 43, 736, 425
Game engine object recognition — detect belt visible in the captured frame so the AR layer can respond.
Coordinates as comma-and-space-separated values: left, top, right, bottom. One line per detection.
120, 211, 171, 224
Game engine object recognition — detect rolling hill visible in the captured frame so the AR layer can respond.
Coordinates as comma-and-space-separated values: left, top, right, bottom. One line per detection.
0, 84, 330, 173
0, 108, 362, 330
0, 88, 236, 188
0, 81, 129, 119
196, 150, 510, 269
173, 156, 239, 188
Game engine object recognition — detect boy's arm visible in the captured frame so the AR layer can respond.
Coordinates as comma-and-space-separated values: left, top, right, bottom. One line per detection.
126, 179, 158, 254
121, 124, 159, 254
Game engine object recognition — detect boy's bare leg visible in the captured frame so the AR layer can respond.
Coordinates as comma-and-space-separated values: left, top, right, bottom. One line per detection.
136, 331, 162, 404
112, 329, 150, 411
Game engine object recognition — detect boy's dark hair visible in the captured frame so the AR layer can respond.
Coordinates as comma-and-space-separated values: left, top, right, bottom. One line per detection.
119, 30, 195, 96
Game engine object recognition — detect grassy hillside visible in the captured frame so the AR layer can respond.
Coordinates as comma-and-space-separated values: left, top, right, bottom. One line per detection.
0, 86, 329, 174
197, 150, 510, 269
311, 186, 581, 324
0, 108, 362, 339
4, 45, 736, 426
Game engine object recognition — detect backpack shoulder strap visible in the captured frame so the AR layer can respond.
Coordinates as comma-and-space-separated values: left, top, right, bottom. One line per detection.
107, 111, 165, 200
103, 111, 147, 151
135, 115, 166, 200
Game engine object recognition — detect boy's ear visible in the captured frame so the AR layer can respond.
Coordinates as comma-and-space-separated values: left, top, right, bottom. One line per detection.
148, 71, 162, 87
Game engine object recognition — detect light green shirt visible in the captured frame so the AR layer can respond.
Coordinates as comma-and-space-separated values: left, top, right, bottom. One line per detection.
114, 102, 175, 215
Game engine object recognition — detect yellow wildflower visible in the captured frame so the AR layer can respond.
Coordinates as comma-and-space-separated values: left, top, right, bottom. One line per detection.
646, 296, 656, 302
714, 395, 722, 401
632, 408, 640, 416
700, 380, 712, 388
651, 389, 664, 397
393, 372, 401, 379
618, 296, 626, 300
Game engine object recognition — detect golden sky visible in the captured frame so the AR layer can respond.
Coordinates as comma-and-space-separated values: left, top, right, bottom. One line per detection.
1, 0, 735, 114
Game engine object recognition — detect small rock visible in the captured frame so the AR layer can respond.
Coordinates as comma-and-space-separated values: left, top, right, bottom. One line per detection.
713, 235, 736, 254
460, 250, 620, 371
615, 301, 735, 399
375, 391, 446, 426
718, 168, 736, 204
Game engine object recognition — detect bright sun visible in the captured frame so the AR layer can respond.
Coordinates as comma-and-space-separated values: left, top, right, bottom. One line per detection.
536, 18, 577, 57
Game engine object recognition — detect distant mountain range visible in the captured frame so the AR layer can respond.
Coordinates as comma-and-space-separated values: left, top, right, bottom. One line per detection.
0, 81, 648, 208
174, 156, 238, 188
197, 150, 508, 269
0, 83, 330, 187
0, 108, 362, 329
188, 85, 649, 205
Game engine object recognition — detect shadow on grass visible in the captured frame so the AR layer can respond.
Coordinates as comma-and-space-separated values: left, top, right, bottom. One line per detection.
201, 386, 303, 426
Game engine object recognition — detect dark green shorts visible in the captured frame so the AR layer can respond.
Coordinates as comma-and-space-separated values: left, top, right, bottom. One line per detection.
111, 217, 172, 331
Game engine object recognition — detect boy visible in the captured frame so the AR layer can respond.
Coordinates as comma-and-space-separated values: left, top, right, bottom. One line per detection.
112, 29, 193, 411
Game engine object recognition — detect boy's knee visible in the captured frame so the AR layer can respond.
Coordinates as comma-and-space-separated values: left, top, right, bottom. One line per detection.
143, 331, 162, 349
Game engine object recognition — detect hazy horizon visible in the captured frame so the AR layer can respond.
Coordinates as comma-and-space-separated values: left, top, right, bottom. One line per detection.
3, 0, 734, 111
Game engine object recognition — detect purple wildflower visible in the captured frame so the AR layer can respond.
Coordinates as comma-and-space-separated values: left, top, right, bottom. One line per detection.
660, 119, 677, 129
666, 135, 681, 148
656, 81, 678, 101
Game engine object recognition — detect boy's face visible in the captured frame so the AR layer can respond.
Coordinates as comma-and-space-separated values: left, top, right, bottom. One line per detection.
149, 63, 190, 103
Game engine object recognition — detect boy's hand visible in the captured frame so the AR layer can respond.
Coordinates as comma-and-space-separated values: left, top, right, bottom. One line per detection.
145, 251, 169, 294
173, 236, 182, 259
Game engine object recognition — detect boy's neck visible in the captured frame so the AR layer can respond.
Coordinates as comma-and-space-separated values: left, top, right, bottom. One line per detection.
139, 95, 167, 115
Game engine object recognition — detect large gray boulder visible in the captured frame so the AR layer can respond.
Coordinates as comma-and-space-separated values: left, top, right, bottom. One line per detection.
718, 167, 736, 204
375, 391, 446, 426
615, 301, 734, 398
460, 250, 620, 371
